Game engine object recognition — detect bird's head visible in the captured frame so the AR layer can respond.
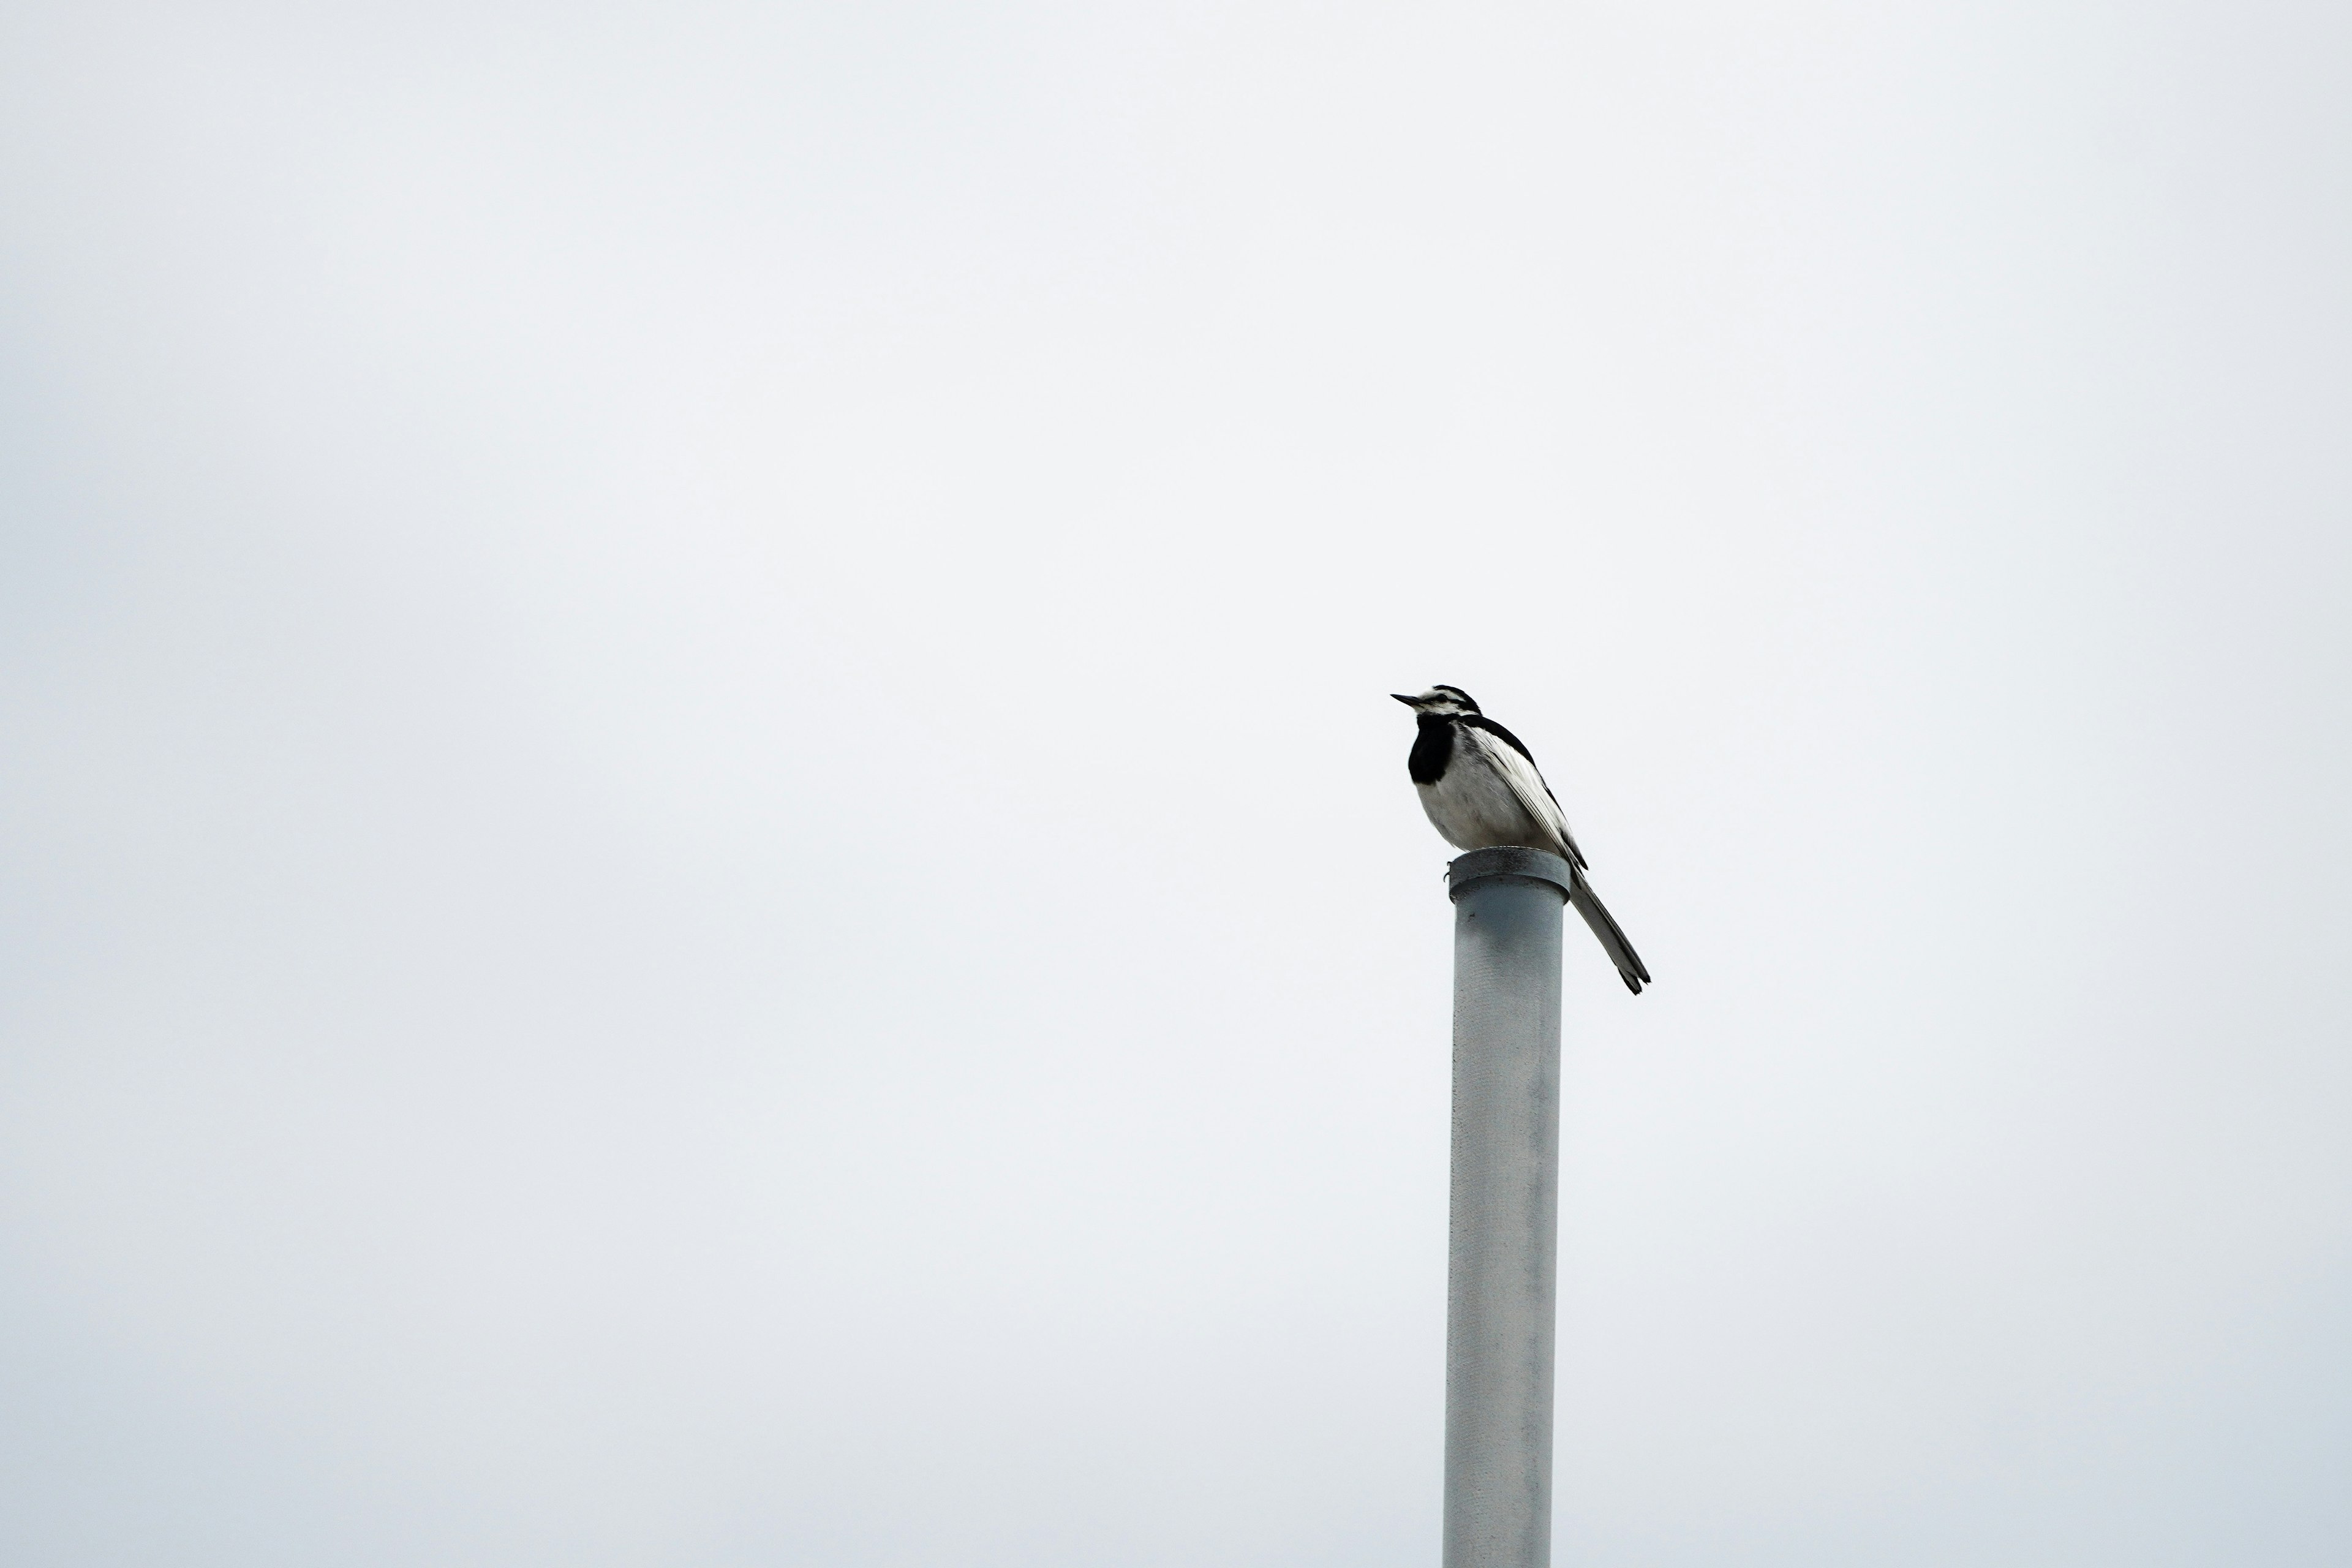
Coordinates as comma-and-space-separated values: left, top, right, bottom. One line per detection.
1391, 685, 1481, 717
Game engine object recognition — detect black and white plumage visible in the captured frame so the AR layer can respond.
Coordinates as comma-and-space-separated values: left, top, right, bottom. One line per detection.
1393, 685, 1651, 995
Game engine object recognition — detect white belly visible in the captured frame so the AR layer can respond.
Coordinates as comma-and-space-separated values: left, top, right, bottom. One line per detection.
1416, 764, 1550, 851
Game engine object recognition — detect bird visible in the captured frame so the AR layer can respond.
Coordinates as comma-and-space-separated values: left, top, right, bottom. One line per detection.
1393, 685, 1651, 994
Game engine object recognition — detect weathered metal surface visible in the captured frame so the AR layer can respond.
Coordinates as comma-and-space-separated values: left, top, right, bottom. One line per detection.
1442, 847, 1570, 1568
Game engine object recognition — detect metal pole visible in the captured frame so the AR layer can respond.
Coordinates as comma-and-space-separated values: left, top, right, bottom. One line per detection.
1442, 846, 1570, 1568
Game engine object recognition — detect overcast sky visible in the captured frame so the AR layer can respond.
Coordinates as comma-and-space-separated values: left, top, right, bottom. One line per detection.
3, 2, 2348, 1564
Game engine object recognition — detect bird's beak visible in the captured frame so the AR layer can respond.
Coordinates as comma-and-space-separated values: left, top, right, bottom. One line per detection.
1391, 693, 1420, 707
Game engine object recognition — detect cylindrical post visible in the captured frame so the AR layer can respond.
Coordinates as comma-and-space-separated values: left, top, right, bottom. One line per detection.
1443, 846, 1570, 1568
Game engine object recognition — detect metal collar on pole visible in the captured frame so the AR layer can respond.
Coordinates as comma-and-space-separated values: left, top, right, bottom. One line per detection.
1447, 846, 1577, 905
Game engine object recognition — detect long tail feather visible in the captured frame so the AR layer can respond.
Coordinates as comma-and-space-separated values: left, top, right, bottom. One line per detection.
1567, 868, 1650, 995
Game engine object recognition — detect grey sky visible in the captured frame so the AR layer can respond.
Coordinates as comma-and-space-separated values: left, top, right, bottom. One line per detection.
3, 2, 2347, 1564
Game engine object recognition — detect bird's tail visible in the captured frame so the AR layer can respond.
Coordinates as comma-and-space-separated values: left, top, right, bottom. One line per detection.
1568, 866, 1650, 995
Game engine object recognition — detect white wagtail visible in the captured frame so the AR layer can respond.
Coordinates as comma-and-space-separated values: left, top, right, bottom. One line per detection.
1393, 685, 1651, 994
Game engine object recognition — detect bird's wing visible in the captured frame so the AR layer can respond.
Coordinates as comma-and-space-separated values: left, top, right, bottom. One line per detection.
1461, 723, 1587, 868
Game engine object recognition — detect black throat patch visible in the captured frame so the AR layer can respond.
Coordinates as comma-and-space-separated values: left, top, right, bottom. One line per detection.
1408, 714, 1455, 785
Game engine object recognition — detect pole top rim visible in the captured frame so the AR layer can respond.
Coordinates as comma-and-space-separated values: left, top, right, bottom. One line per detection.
1446, 846, 1574, 902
